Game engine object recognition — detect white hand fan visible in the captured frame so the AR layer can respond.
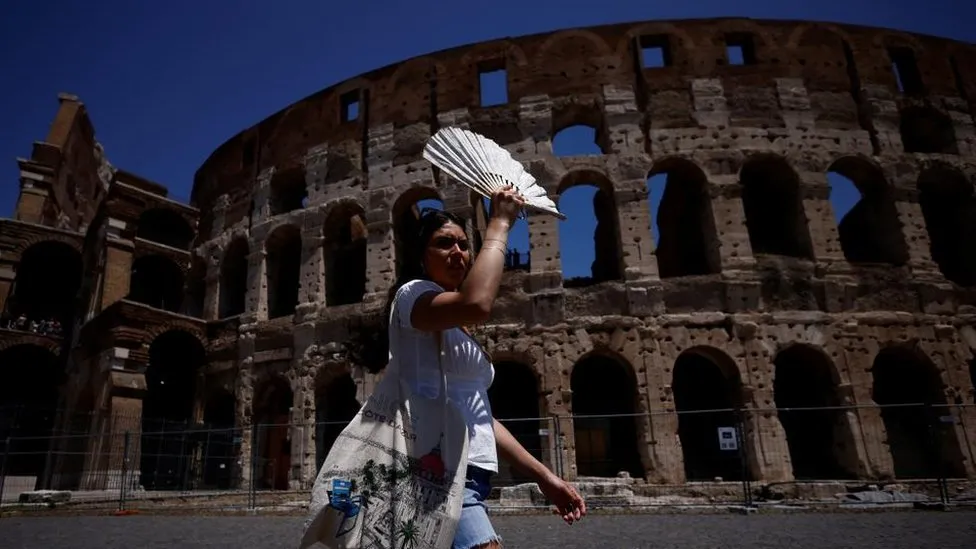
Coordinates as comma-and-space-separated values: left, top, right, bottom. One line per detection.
423, 126, 566, 220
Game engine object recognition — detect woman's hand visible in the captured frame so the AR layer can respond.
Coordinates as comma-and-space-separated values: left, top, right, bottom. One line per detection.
488, 185, 525, 226
538, 471, 586, 525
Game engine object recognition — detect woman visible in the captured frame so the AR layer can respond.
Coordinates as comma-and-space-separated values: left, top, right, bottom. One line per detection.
350, 186, 585, 549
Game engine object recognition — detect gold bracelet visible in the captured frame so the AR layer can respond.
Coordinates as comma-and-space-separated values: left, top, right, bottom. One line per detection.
480, 244, 507, 254
484, 238, 507, 247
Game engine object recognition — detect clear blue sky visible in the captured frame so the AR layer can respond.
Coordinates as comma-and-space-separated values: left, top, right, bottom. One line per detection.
1, 1, 971, 278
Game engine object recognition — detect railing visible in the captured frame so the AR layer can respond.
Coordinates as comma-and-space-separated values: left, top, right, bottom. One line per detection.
1, 403, 974, 513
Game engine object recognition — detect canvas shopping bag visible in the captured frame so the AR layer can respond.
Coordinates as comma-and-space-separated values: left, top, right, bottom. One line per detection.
299, 329, 469, 549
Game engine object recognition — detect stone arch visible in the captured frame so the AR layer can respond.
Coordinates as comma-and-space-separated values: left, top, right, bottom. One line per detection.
322, 199, 367, 307
773, 343, 859, 480
269, 166, 308, 215
647, 157, 720, 278
142, 321, 208, 352
873, 31, 926, 52
533, 31, 615, 99
488, 359, 543, 485
672, 346, 744, 482
141, 329, 207, 490
128, 255, 185, 313
827, 155, 908, 265
871, 344, 967, 479
5, 240, 83, 328
252, 374, 294, 490
136, 208, 195, 250
738, 154, 814, 259
12, 234, 81, 257
219, 237, 249, 318
555, 168, 623, 287
570, 350, 644, 479
314, 362, 361, 472
0, 343, 63, 485
786, 23, 855, 49
391, 185, 445, 280
459, 40, 529, 68
0, 333, 62, 355
385, 56, 448, 129
265, 224, 302, 318
536, 29, 613, 60
900, 106, 958, 154
551, 106, 609, 150
788, 24, 858, 94
917, 165, 976, 286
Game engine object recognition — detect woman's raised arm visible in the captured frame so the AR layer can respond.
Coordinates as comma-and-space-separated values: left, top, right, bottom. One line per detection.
410, 187, 524, 332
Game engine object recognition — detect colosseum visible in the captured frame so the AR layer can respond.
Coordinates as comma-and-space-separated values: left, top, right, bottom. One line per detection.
2, 17, 975, 502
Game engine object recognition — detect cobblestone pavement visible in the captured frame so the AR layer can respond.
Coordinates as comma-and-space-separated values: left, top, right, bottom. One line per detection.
2, 511, 975, 548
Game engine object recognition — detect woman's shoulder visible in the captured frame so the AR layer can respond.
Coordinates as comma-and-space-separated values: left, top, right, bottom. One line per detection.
394, 278, 445, 301
392, 279, 445, 328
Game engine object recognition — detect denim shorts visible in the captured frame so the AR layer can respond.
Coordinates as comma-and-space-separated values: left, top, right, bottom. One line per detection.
452, 465, 502, 549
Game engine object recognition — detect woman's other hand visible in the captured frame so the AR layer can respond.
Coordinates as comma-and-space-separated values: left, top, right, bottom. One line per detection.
538, 472, 587, 525
488, 185, 525, 226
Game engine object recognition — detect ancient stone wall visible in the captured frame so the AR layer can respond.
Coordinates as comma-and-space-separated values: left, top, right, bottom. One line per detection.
182, 18, 976, 489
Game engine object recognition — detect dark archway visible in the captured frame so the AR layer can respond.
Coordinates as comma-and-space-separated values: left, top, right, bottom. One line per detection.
219, 238, 249, 318
827, 157, 908, 266
6, 241, 82, 328
140, 330, 206, 490
269, 167, 308, 216
556, 171, 623, 287
128, 255, 185, 312
872, 346, 967, 479
672, 348, 743, 481
136, 208, 195, 250
253, 376, 293, 490
487, 360, 542, 485
739, 155, 814, 259
314, 372, 361, 472
571, 353, 644, 479
774, 345, 857, 479
201, 390, 237, 489
900, 107, 958, 155
183, 256, 206, 318
393, 190, 444, 280
918, 167, 976, 287
0, 344, 62, 486
266, 225, 302, 318
323, 204, 368, 307
647, 158, 720, 278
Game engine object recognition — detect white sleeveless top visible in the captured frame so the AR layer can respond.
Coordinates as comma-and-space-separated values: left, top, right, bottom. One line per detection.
388, 279, 498, 472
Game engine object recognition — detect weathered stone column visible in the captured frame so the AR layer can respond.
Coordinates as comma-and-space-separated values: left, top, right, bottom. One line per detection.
202, 254, 221, 321
641, 333, 685, 484
737, 324, 792, 482
101, 219, 135, 310
244, 249, 266, 323
234, 332, 257, 490
706, 175, 755, 273
611, 177, 658, 282
841, 323, 896, 479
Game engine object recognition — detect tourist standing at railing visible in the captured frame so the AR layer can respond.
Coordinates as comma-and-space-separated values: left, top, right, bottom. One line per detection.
349, 186, 585, 549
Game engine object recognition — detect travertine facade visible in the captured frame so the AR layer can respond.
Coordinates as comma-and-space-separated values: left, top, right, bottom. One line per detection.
2, 18, 976, 495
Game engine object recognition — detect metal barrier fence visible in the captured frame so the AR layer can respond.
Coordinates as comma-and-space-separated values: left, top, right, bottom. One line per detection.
1, 403, 974, 512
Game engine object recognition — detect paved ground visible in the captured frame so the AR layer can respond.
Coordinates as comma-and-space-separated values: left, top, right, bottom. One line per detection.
1, 511, 974, 548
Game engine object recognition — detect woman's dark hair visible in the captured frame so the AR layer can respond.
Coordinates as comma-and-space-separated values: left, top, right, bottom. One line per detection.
345, 208, 468, 373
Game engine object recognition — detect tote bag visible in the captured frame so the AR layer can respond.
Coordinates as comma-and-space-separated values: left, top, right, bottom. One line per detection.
299, 320, 469, 548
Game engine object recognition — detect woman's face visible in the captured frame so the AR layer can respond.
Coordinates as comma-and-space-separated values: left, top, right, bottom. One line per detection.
422, 221, 471, 291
